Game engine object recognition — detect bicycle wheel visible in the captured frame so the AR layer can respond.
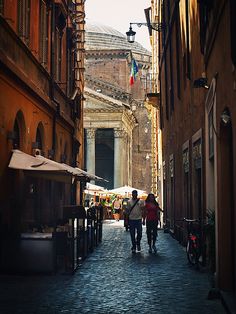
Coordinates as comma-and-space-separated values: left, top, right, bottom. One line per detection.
186, 239, 200, 265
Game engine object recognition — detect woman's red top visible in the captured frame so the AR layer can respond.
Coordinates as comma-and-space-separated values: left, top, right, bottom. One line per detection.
145, 202, 159, 221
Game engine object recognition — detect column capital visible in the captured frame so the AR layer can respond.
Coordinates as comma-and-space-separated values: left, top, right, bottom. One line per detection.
114, 128, 125, 138
86, 128, 96, 139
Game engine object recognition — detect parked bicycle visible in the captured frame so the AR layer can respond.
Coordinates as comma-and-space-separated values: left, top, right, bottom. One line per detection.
182, 218, 201, 266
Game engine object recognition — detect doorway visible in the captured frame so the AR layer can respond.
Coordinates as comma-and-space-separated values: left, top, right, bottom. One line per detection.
219, 111, 235, 292
95, 129, 114, 190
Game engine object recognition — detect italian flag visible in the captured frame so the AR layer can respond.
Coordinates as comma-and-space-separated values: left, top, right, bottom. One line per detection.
129, 59, 138, 86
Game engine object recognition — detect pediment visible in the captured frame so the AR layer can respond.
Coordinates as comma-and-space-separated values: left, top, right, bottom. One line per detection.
84, 87, 126, 111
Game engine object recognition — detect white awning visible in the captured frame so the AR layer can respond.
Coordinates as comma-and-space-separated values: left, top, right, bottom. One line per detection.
74, 167, 107, 181
8, 150, 106, 182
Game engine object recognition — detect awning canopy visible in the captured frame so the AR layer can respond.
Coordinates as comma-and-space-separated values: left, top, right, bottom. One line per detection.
83, 182, 111, 195
109, 185, 147, 197
8, 150, 105, 182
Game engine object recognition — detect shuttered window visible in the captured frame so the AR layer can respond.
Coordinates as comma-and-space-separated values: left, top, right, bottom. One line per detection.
17, 0, 30, 45
39, 0, 49, 67
55, 27, 62, 82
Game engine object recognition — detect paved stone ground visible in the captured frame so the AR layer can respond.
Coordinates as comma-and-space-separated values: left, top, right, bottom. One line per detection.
0, 220, 226, 314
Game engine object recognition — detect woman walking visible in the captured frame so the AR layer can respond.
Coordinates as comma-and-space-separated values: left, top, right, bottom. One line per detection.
142, 193, 163, 253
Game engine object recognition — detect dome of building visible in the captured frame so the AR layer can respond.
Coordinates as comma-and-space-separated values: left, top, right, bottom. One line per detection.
85, 21, 151, 56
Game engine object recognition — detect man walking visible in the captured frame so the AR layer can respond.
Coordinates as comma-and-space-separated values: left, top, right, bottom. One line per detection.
126, 190, 144, 253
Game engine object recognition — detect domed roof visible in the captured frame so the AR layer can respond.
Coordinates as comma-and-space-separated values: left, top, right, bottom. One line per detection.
85, 21, 151, 56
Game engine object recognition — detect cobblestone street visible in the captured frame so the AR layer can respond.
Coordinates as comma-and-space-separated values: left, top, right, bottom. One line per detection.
0, 220, 226, 314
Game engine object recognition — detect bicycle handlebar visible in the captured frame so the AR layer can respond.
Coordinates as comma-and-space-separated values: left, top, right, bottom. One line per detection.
176, 218, 199, 223
183, 218, 199, 223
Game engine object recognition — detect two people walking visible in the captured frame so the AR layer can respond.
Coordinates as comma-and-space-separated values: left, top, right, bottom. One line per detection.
126, 190, 162, 254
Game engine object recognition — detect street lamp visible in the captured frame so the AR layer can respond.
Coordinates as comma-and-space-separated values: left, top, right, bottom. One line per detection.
193, 77, 209, 89
221, 109, 231, 126
126, 22, 164, 43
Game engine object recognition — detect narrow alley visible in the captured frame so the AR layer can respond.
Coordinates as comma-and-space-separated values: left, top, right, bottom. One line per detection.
0, 221, 225, 314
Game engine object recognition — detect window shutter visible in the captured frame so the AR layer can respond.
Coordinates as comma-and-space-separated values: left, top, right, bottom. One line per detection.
17, 0, 24, 37
39, 1, 48, 66
17, 0, 30, 45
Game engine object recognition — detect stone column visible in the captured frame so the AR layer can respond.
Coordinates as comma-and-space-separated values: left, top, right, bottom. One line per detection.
86, 128, 96, 183
114, 128, 125, 188
122, 131, 129, 185
128, 134, 133, 186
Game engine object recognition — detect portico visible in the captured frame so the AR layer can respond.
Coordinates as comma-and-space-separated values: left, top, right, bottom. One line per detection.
84, 87, 136, 189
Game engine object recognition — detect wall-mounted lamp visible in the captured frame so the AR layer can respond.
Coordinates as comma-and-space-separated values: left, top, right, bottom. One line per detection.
126, 22, 164, 43
221, 109, 231, 126
193, 77, 209, 89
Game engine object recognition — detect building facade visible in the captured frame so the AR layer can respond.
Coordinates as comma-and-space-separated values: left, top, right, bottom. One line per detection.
151, 0, 236, 294
0, 0, 85, 271
84, 23, 153, 191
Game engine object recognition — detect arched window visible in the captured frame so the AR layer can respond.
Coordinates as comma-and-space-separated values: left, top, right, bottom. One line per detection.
12, 110, 26, 150
34, 122, 44, 151
36, 127, 43, 149
13, 119, 20, 149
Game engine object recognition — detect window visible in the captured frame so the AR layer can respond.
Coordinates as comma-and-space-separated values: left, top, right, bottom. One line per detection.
36, 127, 43, 149
230, 0, 236, 66
39, 0, 49, 67
0, 0, 4, 15
199, 0, 212, 55
66, 28, 74, 96
54, 7, 66, 82
13, 119, 20, 149
164, 58, 169, 120
185, 0, 191, 79
17, 0, 31, 45
55, 27, 62, 82
175, 4, 181, 99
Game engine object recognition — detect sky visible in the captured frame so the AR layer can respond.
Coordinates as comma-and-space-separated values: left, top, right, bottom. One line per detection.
85, 0, 151, 51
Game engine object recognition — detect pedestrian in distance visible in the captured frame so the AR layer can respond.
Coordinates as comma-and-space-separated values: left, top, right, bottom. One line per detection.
112, 196, 122, 221
126, 190, 145, 253
122, 197, 130, 231
142, 193, 163, 253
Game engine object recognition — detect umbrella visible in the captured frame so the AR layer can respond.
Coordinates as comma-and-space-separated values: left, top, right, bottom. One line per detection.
109, 185, 147, 197
84, 183, 113, 196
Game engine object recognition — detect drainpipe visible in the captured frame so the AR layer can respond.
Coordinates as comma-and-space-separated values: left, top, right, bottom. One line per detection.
50, 0, 58, 154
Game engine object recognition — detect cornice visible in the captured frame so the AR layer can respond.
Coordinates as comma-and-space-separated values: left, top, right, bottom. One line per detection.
85, 49, 151, 66
84, 108, 123, 113
85, 49, 130, 58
